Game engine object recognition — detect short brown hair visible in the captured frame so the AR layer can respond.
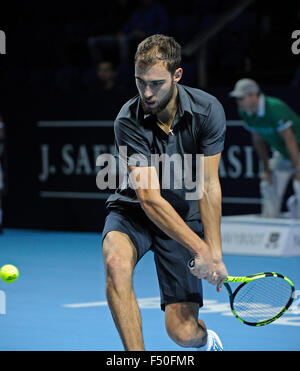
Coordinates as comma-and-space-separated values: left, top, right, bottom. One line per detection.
134, 34, 181, 75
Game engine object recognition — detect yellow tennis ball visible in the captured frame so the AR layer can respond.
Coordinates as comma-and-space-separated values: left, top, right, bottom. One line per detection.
0, 264, 19, 283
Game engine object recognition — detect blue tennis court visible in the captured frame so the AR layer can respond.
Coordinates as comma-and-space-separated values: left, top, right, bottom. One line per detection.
0, 229, 299, 351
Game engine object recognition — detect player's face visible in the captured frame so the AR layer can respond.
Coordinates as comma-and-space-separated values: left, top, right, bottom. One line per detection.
135, 62, 182, 115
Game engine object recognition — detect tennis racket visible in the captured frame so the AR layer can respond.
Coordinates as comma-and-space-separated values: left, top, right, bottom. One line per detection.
188, 258, 295, 326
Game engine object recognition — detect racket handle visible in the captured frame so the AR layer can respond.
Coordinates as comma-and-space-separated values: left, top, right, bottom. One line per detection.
188, 258, 195, 269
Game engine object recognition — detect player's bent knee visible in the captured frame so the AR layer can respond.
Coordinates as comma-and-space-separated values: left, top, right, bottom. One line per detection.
105, 256, 133, 296
103, 231, 136, 260
166, 323, 198, 347
165, 303, 206, 348
106, 253, 132, 280
166, 316, 198, 347
103, 231, 136, 282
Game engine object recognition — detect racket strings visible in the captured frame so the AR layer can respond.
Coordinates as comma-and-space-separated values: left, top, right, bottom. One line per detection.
233, 277, 292, 323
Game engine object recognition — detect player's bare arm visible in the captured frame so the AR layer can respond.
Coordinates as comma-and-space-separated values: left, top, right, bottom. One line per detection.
197, 153, 228, 291
129, 164, 216, 283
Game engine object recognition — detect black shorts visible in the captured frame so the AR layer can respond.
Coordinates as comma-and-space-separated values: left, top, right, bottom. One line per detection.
102, 208, 203, 311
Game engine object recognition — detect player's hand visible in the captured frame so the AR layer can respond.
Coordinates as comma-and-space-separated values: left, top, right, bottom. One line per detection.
189, 244, 215, 282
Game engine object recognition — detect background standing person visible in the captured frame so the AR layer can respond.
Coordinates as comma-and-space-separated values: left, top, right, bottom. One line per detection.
101, 34, 228, 351
229, 78, 300, 218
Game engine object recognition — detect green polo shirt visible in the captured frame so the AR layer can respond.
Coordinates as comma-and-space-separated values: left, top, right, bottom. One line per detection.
238, 95, 300, 159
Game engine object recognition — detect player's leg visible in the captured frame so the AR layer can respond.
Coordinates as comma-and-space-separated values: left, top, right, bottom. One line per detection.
101, 210, 153, 350
165, 302, 223, 351
152, 219, 223, 350
103, 230, 144, 350
165, 302, 207, 347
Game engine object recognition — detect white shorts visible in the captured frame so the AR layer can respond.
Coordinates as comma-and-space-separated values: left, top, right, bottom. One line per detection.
260, 151, 300, 217
269, 151, 300, 172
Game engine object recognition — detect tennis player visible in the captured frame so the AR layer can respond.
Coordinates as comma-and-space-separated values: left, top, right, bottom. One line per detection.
102, 34, 228, 351
230, 79, 300, 218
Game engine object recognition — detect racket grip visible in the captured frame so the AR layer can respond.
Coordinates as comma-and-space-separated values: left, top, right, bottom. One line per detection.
188, 258, 195, 269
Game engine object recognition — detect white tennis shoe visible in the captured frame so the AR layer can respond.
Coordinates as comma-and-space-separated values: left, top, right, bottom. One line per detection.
198, 329, 223, 351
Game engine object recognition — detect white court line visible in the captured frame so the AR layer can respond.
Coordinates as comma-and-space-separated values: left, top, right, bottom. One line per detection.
63, 297, 161, 309
63, 300, 109, 308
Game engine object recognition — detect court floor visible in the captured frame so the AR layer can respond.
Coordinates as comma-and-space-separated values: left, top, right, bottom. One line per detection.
0, 229, 299, 351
